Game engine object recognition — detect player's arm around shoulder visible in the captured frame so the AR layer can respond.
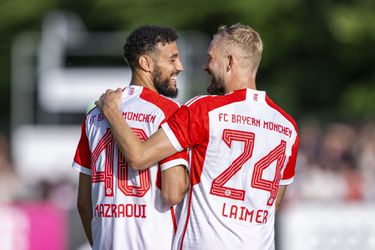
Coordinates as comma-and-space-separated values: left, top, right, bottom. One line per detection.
96, 88, 178, 170
161, 165, 189, 207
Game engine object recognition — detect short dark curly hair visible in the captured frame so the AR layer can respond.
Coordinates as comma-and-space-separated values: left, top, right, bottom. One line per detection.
123, 25, 178, 69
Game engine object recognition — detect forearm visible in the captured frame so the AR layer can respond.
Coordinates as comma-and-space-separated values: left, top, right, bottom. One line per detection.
78, 207, 93, 246
162, 166, 189, 207
104, 107, 178, 170
104, 107, 148, 168
77, 173, 93, 246
275, 185, 287, 212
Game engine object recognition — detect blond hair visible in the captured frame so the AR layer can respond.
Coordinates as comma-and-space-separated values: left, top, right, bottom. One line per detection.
214, 23, 263, 71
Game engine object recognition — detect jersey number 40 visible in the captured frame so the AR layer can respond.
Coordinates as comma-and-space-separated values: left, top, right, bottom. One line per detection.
91, 128, 150, 197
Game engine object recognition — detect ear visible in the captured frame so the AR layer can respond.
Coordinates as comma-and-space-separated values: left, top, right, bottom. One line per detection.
138, 55, 154, 72
226, 54, 234, 72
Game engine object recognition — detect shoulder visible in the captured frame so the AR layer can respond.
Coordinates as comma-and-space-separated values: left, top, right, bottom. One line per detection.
82, 106, 102, 129
139, 87, 180, 117
184, 95, 211, 107
184, 89, 247, 111
86, 106, 97, 116
265, 95, 298, 132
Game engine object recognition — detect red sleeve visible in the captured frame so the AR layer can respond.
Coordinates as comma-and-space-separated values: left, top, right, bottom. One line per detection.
72, 120, 92, 174
165, 104, 207, 149
281, 133, 299, 181
265, 95, 299, 183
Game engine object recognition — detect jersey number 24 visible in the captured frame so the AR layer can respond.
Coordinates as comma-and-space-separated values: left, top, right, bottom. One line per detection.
210, 129, 287, 206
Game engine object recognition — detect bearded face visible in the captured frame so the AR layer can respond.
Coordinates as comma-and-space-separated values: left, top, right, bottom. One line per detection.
206, 67, 226, 95
150, 42, 182, 98
152, 64, 179, 98
203, 39, 227, 95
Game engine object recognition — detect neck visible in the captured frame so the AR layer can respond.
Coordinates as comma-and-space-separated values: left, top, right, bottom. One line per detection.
226, 72, 257, 93
130, 70, 157, 92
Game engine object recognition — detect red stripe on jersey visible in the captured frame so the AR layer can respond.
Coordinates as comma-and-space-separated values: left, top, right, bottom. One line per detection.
170, 207, 177, 232
140, 87, 179, 122
74, 118, 91, 169
179, 187, 194, 250
265, 95, 299, 180
155, 166, 162, 190
190, 143, 209, 185
283, 135, 299, 180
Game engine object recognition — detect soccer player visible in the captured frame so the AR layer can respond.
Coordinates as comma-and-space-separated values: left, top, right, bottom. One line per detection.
96, 23, 299, 250
72, 25, 189, 250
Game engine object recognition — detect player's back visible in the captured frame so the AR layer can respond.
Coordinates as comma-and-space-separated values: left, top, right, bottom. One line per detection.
73, 86, 186, 250
171, 88, 298, 250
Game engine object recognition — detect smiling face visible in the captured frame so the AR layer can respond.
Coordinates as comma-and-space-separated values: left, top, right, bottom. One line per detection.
151, 42, 184, 98
203, 39, 226, 95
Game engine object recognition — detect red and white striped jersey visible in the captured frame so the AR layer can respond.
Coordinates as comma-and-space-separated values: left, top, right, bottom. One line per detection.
161, 88, 299, 250
72, 86, 188, 250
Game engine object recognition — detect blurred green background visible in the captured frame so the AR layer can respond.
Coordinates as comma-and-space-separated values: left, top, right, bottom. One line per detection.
1, 0, 374, 136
